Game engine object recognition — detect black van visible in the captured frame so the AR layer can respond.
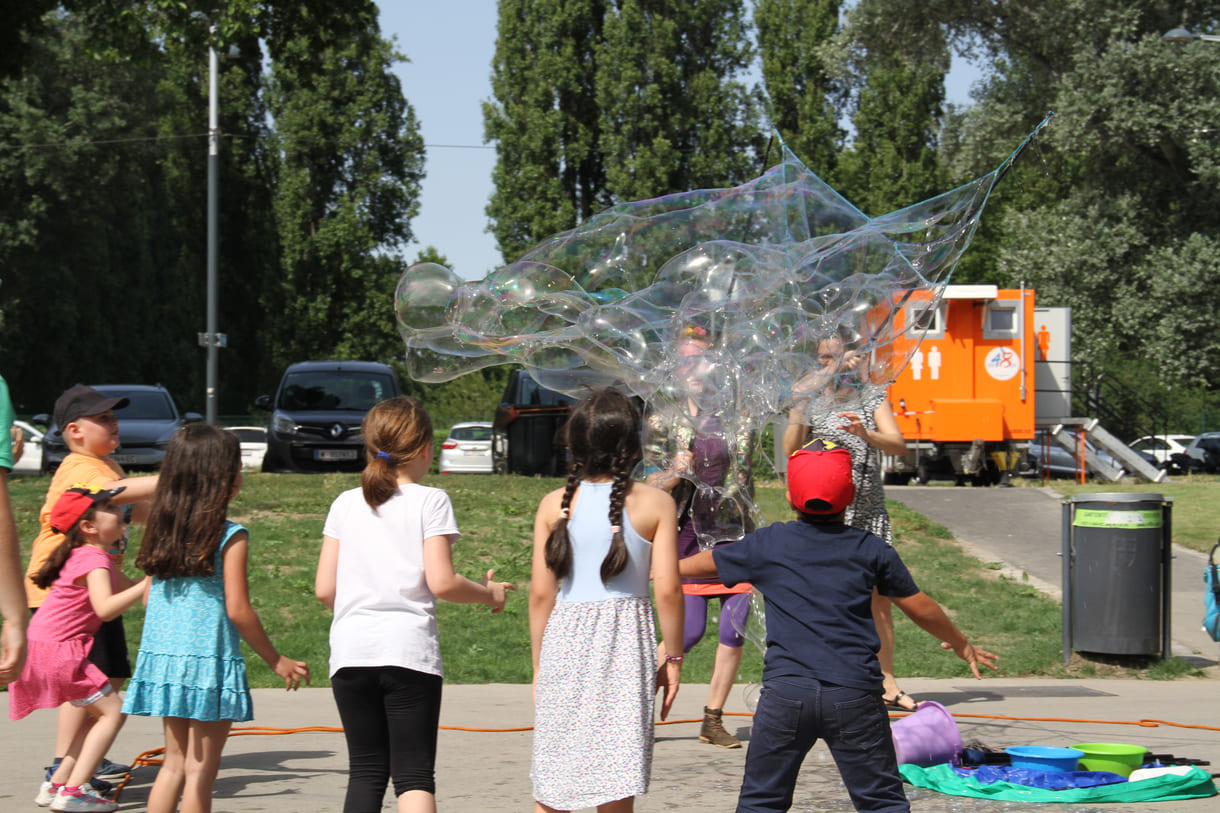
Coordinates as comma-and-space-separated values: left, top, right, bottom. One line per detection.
493, 369, 575, 476
255, 360, 400, 472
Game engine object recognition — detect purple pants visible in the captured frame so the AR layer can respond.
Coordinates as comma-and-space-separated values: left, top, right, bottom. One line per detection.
683, 591, 752, 652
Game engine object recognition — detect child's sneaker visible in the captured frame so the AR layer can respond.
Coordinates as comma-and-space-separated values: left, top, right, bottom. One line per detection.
93, 758, 131, 780
35, 780, 62, 807
49, 785, 118, 812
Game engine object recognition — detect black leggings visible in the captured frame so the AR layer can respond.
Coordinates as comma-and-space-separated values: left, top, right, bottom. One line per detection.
331, 666, 443, 812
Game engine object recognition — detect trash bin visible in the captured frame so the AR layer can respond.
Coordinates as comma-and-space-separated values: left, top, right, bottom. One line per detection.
1061, 493, 1172, 662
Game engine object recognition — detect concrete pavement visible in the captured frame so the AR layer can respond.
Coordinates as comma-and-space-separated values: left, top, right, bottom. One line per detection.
4, 680, 1217, 812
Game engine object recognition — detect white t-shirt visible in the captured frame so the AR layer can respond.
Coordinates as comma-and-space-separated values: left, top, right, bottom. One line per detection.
323, 483, 460, 678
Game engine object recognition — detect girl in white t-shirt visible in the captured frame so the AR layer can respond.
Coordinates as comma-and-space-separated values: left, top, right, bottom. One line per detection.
315, 396, 513, 813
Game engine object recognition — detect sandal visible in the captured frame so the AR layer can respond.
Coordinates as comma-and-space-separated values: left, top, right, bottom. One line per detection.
882, 690, 919, 711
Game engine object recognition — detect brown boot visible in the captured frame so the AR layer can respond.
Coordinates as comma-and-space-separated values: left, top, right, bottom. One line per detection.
699, 706, 741, 748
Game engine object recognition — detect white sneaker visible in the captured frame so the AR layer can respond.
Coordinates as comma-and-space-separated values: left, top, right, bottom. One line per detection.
49, 785, 118, 812
35, 780, 60, 807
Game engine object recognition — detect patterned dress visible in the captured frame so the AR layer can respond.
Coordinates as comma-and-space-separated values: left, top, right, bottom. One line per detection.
531, 482, 657, 809
804, 389, 892, 544
122, 522, 253, 721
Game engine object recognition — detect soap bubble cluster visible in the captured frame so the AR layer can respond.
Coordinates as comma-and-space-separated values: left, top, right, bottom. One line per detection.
397, 123, 1050, 548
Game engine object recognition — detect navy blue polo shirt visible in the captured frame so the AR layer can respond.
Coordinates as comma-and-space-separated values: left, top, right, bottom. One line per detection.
714, 520, 919, 691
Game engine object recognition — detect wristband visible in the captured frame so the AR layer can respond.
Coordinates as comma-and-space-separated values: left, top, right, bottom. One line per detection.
665, 654, 683, 663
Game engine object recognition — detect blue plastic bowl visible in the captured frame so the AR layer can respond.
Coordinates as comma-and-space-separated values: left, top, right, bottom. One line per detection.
1005, 745, 1084, 773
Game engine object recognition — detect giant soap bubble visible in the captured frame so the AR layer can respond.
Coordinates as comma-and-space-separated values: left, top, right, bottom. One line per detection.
397, 120, 1052, 547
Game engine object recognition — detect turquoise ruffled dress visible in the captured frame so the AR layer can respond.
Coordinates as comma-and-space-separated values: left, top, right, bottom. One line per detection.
122, 522, 253, 721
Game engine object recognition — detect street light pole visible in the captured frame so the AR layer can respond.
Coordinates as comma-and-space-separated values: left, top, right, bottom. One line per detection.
202, 24, 226, 425
1163, 27, 1220, 44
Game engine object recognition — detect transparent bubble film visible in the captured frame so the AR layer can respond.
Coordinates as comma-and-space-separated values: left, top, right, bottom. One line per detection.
397, 119, 1051, 547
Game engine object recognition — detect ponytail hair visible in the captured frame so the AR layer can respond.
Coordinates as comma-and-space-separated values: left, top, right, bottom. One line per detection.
545, 387, 641, 583
33, 509, 98, 590
361, 396, 433, 510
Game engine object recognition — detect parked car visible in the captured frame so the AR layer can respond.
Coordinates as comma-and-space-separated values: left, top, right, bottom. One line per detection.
255, 360, 401, 473
1182, 432, 1220, 473
1129, 434, 1195, 465
492, 369, 575, 476
439, 422, 495, 474
1024, 430, 1123, 479
35, 384, 202, 474
10, 420, 44, 476
226, 426, 268, 470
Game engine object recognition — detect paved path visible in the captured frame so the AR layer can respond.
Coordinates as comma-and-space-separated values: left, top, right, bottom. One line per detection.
3, 681, 1218, 812
889, 485, 1220, 671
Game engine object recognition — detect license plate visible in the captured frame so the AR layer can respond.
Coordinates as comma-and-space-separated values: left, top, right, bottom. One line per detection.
315, 449, 357, 461
112, 454, 137, 464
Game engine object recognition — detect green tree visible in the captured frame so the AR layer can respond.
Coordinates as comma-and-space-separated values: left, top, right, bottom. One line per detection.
596, 0, 763, 202
484, 0, 607, 263
753, 0, 842, 180
262, 1, 425, 370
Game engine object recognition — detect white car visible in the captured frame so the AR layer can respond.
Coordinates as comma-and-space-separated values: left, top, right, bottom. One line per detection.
226, 426, 268, 470
439, 422, 494, 474
9, 420, 44, 475
1129, 434, 1195, 465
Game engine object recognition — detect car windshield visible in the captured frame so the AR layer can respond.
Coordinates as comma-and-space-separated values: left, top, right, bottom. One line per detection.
451, 426, 492, 441
106, 390, 176, 420
278, 371, 395, 411
230, 429, 265, 443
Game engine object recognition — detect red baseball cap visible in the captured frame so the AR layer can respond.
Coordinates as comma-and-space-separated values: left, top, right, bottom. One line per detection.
49, 485, 126, 534
786, 438, 855, 515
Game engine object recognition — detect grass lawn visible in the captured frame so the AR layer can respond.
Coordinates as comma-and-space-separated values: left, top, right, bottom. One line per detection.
6, 472, 1209, 687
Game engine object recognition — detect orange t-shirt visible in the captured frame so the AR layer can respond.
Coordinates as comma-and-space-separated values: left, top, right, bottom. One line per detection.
25, 452, 127, 608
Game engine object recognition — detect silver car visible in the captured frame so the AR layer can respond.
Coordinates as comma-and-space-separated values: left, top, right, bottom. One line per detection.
439, 422, 495, 474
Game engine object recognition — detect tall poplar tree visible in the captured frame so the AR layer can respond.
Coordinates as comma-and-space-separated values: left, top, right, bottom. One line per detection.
484, 0, 607, 264
596, 0, 762, 202
753, 0, 842, 180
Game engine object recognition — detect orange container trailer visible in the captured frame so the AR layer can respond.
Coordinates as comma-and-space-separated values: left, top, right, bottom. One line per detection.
883, 285, 1037, 485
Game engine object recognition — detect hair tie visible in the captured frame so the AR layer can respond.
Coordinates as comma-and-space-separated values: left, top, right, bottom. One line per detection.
558, 508, 570, 519
376, 450, 391, 462
610, 525, 622, 534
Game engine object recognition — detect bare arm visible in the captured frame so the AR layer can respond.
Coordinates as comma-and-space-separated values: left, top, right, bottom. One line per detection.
315, 535, 338, 609
648, 498, 683, 720
0, 472, 28, 682
529, 491, 562, 679
837, 398, 907, 456
223, 532, 309, 689
85, 566, 149, 622
423, 534, 513, 610
891, 591, 998, 678
678, 549, 718, 579
781, 409, 811, 457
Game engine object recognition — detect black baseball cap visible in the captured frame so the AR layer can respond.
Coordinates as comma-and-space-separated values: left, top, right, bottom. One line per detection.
53, 385, 130, 435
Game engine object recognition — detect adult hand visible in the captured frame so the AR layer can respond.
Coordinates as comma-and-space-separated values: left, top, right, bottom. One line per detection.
941, 640, 999, 679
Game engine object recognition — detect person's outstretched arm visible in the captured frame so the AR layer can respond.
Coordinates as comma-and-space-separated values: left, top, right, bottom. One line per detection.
891, 591, 998, 678
224, 532, 309, 689
0, 473, 28, 683
424, 534, 513, 610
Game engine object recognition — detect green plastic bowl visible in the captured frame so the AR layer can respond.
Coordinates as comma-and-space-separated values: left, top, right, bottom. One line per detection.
1071, 742, 1148, 777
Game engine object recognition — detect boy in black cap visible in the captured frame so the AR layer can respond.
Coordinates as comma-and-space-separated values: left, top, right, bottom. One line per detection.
24, 385, 160, 798
680, 439, 998, 812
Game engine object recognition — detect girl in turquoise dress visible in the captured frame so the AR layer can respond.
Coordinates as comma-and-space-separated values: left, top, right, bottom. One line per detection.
122, 424, 308, 813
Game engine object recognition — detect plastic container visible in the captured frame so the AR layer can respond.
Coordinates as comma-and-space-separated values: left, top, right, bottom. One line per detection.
1005, 745, 1084, 773
1071, 742, 1148, 777
890, 701, 962, 767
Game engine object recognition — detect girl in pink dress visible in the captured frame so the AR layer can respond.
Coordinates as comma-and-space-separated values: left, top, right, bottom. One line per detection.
8, 486, 149, 812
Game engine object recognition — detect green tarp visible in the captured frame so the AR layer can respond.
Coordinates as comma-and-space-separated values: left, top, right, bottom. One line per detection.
901, 764, 1217, 803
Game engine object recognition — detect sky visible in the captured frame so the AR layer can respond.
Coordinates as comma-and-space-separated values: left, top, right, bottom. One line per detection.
379, 3, 979, 281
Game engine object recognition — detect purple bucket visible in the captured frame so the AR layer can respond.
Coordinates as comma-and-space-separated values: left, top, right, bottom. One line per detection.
890, 701, 962, 767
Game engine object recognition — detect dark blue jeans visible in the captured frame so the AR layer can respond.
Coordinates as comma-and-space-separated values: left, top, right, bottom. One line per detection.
737, 678, 909, 812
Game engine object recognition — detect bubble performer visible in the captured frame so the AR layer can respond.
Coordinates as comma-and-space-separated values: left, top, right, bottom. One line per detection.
396, 118, 1052, 548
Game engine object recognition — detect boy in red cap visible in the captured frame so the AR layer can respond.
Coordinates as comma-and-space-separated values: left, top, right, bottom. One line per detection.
680, 439, 998, 812
24, 385, 160, 797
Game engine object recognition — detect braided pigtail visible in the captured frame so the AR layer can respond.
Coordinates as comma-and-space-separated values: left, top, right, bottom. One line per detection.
545, 462, 582, 579
600, 452, 633, 582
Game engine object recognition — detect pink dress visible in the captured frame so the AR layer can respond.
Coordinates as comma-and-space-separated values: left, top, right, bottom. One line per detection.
8, 546, 113, 720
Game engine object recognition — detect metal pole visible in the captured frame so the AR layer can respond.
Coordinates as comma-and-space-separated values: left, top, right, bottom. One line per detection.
206, 26, 219, 425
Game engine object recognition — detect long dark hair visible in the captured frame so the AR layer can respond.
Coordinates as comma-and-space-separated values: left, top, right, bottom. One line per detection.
546, 388, 641, 583
137, 423, 242, 578
360, 396, 433, 511
32, 505, 102, 589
